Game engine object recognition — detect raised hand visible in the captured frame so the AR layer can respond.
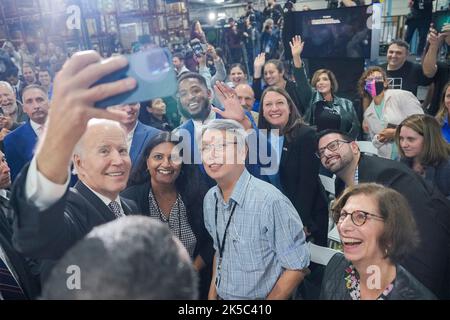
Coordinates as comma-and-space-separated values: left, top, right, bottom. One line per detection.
289, 35, 304, 57
213, 81, 246, 124
253, 53, 266, 79
254, 53, 266, 71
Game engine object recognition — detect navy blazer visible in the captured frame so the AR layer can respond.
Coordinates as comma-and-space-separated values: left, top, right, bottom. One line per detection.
129, 121, 161, 169
3, 121, 37, 182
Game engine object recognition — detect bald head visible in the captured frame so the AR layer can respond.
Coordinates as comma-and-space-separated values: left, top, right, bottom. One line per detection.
235, 83, 255, 112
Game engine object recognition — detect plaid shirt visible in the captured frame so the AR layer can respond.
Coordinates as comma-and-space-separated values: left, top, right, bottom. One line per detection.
204, 169, 310, 300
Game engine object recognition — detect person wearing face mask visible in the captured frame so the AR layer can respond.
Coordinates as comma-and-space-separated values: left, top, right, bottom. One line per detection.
357, 66, 424, 160
290, 35, 361, 139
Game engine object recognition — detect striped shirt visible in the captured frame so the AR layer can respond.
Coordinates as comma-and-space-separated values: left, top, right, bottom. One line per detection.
204, 169, 310, 300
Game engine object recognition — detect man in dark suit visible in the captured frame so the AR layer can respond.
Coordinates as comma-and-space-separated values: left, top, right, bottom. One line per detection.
107, 102, 160, 171
4, 84, 49, 181
10, 51, 139, 283
0, 150, 40, 299
317, 129, 450, 299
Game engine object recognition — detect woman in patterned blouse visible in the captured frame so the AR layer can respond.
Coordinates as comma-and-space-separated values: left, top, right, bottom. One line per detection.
320, 183, 436, 300
122, 132, 214, 297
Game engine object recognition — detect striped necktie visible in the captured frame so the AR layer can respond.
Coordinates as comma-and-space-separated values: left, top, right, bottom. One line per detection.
0, 256, 26, 300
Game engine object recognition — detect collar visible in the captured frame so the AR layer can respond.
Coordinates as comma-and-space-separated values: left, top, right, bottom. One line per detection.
29, 120, 44, 135
0, 189, 8, 200
213, 168, 251, 207
84, 183, 122, 209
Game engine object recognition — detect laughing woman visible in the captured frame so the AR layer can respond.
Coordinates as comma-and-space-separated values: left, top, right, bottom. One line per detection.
258, 86, 329, 246
122, 132, 213, 297
320, 183, 436, 300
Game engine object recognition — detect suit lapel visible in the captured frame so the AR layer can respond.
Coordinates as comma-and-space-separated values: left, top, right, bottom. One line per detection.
74, 181, 117, 222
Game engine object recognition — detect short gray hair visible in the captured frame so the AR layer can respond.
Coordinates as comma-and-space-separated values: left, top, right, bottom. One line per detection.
202, 119, 247, 146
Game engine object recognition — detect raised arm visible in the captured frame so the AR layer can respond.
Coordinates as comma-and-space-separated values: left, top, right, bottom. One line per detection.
290, 35, 314, 111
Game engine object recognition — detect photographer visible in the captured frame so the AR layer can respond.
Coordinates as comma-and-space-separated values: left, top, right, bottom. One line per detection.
241, 15, 260, 76
263, 0, 283, 26
225, 18, 243, 64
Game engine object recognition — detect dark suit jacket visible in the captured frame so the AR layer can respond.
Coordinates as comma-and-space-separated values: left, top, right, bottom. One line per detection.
0, 202, 41, 299
129, 121, 160, 170
279, 125, 329, 246
3, 121, 37, 182
335, 154, 450, 299
10, 164, 138, 261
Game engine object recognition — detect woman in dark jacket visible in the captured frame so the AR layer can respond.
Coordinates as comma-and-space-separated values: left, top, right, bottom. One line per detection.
258, 86, 329, 246
253, 53, 306, 115
122, 132, 213, 298
321, 183, 436, 300
395, 114, 450, 199
290, 35, 360, 139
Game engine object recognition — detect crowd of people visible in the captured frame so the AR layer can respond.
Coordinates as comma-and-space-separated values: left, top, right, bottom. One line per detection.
0, 0, 449, 301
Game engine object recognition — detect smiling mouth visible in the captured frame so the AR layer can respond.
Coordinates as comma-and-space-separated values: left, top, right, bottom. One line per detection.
157, 169, 174, 175
105, 172, 125, 177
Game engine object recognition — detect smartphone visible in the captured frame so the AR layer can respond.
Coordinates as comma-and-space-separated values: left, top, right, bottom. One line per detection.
190, 39, 207, 57
94, 47, 177, 108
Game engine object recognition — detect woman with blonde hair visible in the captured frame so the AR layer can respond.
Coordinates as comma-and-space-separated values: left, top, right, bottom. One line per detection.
395, 114, 450, 199
435, 81, 450, 143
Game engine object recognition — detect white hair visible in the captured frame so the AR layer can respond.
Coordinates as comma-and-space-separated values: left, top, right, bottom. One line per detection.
202, 119, 247, 147
0, 81, 14, 95
73, 119, 125, 157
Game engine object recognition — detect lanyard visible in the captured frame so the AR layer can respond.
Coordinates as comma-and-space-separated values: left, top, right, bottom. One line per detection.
214, 195, 238, 273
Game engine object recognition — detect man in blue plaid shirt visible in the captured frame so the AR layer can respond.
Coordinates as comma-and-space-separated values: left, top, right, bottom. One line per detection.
202, 119, 310, 300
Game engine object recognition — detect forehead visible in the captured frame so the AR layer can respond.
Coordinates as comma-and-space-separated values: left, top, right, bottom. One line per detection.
153, 98, 164, 104
388, 44, 406, 53
367, 71, 383, 78
231, 66, 244, 73
264, 63, 278, 72
319, 133, 343, 146
318, 72, 330, 79
264, 91, 286, 101
179, 78, 206, 90
400, 125, 420, 136
343, 193, 379, 212
149, 142, 175, 154
83, 125, 127, 148
23, 66, 34, 73
0, 86, 13, 95
203, 129, 236, 142
23, 88, 46, 100
235, 86, 253, 96
39, 71, 50, 76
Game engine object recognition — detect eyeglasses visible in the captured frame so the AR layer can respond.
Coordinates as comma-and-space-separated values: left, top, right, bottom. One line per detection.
201, 142, 238, 154
334, 210, 384, 226
316, 139, 350, 159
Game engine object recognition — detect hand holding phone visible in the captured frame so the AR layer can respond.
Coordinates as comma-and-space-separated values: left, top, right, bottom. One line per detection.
93, 48, 177, 108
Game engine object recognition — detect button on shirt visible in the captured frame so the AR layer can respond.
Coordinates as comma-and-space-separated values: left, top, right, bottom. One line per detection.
203, 169, 310, 300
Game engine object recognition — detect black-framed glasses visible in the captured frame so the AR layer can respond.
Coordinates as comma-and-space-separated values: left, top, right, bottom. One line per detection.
316, 139, 350, 159
334, 210, 384, 226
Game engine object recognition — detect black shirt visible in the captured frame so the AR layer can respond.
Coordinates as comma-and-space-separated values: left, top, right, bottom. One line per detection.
410, 0, 433, 20
381, 60, 433, 96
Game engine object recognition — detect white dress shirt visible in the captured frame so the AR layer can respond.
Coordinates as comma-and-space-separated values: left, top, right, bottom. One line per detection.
126, 122, 138, 153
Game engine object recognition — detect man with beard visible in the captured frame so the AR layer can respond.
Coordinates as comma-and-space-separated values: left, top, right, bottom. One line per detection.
4, 85, 49, 181
0, 81, 27, 123
316, 129, 450, 299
